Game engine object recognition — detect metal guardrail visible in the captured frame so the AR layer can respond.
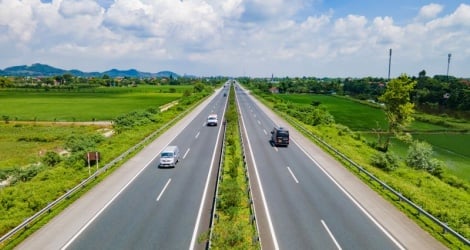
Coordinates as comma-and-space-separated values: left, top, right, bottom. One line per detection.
208, 110, 227, 249
208, 88, 260, 248
0, 97, 206, 245
287, 117, 470, 246
236, 91, 261, 245
238, 116, 261, 245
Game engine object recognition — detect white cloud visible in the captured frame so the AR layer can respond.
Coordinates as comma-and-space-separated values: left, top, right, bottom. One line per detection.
0, 0, 36, 42
417, 3, 443, 20
59, 0, 103, 18
0, 1, 469, 77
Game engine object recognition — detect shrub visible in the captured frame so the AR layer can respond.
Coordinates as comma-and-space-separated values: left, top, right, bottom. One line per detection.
406, 140, 443, 175
371, 152, 399, 171
42, 151, 61, 167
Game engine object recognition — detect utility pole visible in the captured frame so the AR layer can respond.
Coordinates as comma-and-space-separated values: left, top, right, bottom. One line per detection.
388, 48, 392, 81
446, 53, 451, 81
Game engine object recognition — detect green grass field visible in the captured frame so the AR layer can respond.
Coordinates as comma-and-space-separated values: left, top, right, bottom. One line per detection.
0, 124, 103, 169
0, 85, 191, 170
277, 94, 470, 181
0, 85, 191, 121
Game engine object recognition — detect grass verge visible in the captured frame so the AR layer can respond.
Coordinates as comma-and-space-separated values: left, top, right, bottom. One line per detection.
210, 84, 259, 249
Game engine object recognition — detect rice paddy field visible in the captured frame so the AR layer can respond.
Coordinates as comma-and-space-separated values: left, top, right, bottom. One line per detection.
0, 85, 192, 170
0, 85, 191, 121
278, 94, 470, 181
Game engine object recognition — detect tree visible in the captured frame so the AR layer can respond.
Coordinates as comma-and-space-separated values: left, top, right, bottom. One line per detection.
378, 74, 416, 151
0, 77, 14, 88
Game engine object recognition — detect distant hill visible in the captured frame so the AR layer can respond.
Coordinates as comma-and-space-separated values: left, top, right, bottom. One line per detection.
0, 63, 180, 78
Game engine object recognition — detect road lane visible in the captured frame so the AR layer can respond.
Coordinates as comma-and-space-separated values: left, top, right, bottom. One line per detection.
63, 91, 227, 250
17, 88, 228, 250
235, 83, 445, 250
236, 85, 402, 249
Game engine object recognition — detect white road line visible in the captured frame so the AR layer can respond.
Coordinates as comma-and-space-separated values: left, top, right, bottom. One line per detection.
195, 131, 200, 139
189, 94, 229, 249
183, 148, 190, 159
61, 145, 166, 249
257, 120, 261, 125
263, 129, 267, 135
274, 147, 278, 152
287, 166, 299, 184
156, 179, 172, 202
293, 138, 406, 250
321, 220, 342, 250
254, 114, 257, 118
237, 96, 280, 250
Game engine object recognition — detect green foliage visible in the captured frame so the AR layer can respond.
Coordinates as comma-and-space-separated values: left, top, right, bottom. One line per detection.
0, 77, 14, 88
371, 152, 399, 171
212, 84, 258, 249
272, 97, 334, 126
379, 74, 416, 150
42, 151, 61, 167
404, 140, 447, 178
64, 134, 104, 153
113, 110, 158, 133
218, 180, 241, 218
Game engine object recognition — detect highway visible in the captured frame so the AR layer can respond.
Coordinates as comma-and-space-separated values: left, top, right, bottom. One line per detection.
17, 88, 228, 250
16, 83, 445, 250
234, 83, 445, 250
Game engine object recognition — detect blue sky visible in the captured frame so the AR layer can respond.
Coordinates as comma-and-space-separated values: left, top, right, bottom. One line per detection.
1, 0, 470, 78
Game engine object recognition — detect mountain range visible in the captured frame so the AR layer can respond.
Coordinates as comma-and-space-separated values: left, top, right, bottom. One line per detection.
0, 63, 180, 78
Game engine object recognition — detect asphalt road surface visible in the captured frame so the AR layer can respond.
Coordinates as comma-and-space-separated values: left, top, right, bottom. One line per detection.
16, 83, 445, 250
235, 83, 445, 250
17, 88, 228, 250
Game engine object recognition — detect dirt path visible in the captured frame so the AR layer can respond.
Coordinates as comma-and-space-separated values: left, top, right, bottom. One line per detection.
4, 121, 113, 127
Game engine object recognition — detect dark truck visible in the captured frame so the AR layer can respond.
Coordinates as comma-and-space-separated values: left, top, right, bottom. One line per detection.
271, 127, 289, 147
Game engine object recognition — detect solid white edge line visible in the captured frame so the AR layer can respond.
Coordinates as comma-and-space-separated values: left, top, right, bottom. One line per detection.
286, 166, 299, 184
61, 143, 168, 250
321, 219, 342, 250
183, 148, 190, 159
156, 179, 172, 201
238, 93, 280, 250
189, 95, 228, 249
292, 138, 406, 250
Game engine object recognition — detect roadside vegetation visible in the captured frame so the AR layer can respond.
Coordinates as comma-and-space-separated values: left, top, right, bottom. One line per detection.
241, 77, 469, 248
210, 84, 259, 249
0, 78, 222, 248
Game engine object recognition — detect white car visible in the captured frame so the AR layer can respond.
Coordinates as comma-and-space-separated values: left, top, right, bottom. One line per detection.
159, 146, 180, 168
207, 114, 218, 126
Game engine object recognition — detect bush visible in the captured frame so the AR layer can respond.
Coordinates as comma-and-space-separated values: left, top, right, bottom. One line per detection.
406, 140, 443, 175
42, 151, 61, 167
371, 152, 399, 171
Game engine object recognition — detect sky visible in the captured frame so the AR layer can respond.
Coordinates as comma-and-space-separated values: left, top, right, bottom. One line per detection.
0, 0, 469, 78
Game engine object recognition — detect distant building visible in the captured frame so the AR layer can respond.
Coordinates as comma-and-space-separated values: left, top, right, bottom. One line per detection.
269, 87, 279, 94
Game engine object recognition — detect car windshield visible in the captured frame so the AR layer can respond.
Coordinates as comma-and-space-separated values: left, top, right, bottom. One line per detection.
208, 117, 216, 120
277, 131, 289, 137
161, 152, 173, 158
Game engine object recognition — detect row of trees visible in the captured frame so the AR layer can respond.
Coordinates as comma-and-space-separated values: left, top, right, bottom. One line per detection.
0, 74, 226, 89
238, 73, 470, 116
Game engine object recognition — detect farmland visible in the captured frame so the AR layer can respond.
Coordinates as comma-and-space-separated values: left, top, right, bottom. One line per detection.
0, 85, 192, 121
277, 94, 470, 181
0, 85, 195, 170
0, 84, 213, 246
